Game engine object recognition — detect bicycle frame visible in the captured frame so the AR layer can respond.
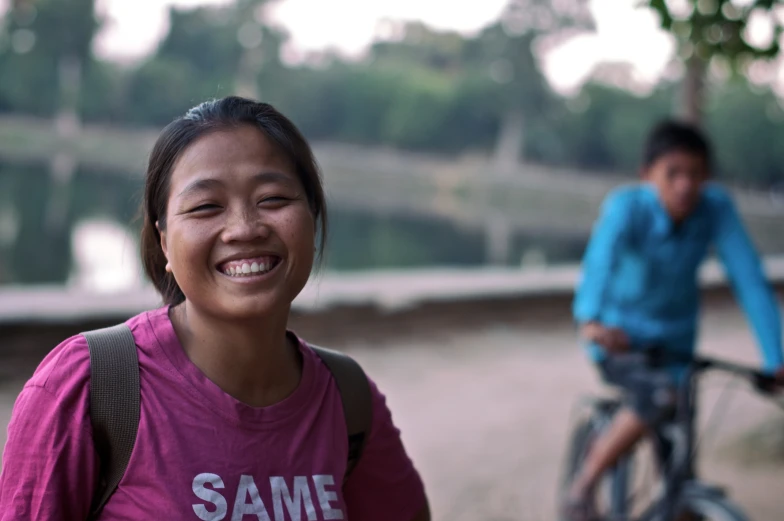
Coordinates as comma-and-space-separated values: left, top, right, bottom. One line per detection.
632, 363, 699, 521
595, 354, 777, 521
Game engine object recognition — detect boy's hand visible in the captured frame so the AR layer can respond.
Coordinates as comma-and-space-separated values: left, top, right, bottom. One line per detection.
756, 367, 784, 394
581, 321, 630, 354
775, 367, 784, 387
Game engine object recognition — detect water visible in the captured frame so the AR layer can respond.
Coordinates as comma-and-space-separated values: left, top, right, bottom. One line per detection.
0, 161, 142, 288
0, 160, 589, 289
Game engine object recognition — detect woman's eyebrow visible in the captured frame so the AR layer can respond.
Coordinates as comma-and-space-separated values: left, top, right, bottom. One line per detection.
177, 171, 295, 198
251, 171, 296, 185
177, 177, 223, 198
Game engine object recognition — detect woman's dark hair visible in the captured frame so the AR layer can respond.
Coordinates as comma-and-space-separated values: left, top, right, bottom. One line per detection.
140, 96, 328, 306
642, 119, 712, 170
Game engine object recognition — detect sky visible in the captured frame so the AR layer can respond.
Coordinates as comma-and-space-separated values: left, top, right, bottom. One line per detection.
86, 0, 675, 94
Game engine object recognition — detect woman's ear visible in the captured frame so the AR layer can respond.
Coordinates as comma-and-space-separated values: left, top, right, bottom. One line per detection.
156, 220, 171, 271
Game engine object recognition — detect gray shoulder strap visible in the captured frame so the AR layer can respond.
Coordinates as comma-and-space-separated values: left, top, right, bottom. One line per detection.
311, 345, 373, 481
82, 324, 140, 520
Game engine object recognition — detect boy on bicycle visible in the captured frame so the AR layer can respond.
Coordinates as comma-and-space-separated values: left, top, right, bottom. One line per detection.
565, 120, 784, 520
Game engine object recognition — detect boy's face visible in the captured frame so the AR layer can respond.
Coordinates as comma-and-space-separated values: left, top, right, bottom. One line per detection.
642, 149, 708, 222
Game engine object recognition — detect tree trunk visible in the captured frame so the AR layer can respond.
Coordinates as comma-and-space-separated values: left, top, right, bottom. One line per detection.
680, 54, 706, 126
236, 49, 263, 100
45, 54, 81, 234
484, 215, 511, 266
493, 108, 525, 175
55, 54, 82, 136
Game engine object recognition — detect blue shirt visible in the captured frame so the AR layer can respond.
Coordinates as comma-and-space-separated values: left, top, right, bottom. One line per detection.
573, 182, 783, 373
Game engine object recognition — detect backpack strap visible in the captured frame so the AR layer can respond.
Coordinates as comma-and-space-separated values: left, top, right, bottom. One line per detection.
82, 324, 140, 521
310, 345, 373, 482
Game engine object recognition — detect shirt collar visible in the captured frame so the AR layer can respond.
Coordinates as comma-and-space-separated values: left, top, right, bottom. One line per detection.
641, 182, 707, 237
641, 183, 673, 237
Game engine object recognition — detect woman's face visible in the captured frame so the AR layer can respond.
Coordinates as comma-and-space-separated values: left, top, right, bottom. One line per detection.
159, 124, 315, 321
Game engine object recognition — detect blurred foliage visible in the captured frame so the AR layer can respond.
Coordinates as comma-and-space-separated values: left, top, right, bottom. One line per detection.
0, 0, 100, 115
645, 0, 783, 66
0, 0, 784, 187
642, 0, 784, 122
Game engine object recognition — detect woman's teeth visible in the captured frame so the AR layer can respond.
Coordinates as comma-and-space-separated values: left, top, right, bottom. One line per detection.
222, 260, 275, 277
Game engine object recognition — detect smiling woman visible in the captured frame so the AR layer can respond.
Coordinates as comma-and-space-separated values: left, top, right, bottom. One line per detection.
141, 100, 325, 325
0, 97, 430, 521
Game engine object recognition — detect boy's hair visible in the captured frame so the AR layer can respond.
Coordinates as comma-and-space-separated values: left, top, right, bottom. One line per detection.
642, 119, 712, 170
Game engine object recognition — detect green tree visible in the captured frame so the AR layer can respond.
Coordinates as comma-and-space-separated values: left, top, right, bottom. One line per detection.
471, 0, 595, 169
706, 80, 784, 187
644, 0, 783, 124
126, 0, 284, 125
547, 82, 675, 172
0, 0, 99, 117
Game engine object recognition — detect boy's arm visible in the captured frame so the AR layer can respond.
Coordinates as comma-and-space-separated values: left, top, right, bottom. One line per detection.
573, 191, 634, 327
712, 189, 783, 373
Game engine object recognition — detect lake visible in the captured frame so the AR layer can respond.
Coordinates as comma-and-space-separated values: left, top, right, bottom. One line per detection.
0, 160, 589, 290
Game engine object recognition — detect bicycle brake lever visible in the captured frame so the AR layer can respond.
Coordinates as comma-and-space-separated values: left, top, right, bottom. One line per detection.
752, 373, 779, 395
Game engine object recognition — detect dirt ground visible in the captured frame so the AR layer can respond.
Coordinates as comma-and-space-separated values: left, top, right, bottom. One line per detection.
2, 299, 783, 520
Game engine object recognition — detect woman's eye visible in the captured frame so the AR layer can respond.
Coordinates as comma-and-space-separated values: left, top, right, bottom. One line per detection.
259, 196, 288, 204
190, 203, 220, 212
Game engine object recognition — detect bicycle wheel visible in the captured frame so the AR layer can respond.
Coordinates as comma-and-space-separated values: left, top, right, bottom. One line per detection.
675, 495, 750, 521
562, 419, 595, 486
558, 414, 634, 521
558, 419, 596, 521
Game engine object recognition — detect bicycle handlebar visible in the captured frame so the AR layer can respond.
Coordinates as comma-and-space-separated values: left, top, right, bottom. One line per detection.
692, 356, 780, 395
640, 346, 781, 396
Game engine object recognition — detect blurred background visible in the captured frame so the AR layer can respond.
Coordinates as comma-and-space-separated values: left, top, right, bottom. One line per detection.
1, 0, 784, 287
1, 0, 784, 519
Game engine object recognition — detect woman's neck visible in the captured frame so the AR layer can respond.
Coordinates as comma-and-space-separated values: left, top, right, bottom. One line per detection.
169, 302, 302, 408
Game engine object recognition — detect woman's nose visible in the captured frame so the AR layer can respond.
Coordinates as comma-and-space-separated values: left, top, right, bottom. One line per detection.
221, 207, 270, 243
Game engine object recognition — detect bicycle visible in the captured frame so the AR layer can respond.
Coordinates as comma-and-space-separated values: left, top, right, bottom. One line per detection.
559, 349, 783, 521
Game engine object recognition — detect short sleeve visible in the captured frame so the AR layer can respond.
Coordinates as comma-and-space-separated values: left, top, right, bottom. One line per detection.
342, 377, 426, 521
0, 335, 99, 520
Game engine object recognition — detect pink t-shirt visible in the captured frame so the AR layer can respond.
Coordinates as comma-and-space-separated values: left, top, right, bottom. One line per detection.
0, 307, 426, 520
